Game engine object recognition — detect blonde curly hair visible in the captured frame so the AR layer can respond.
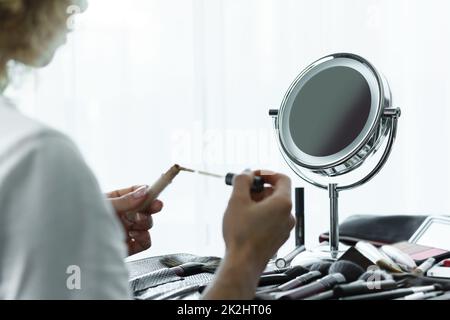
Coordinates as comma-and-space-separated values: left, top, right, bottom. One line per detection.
0, 0, 87, 92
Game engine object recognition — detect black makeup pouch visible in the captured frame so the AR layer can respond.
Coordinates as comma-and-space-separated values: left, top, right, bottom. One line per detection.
319, 214, 428, 246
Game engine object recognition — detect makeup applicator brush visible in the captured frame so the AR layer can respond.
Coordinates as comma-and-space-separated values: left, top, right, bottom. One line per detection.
160, 255, 222, 274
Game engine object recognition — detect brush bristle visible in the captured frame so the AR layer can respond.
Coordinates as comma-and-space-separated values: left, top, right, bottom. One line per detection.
310, 262, 333, 275
285, 265, 309, 278
194, 256, 221, 273
159, 255, 222, 272
359, 269, 393, 281
329, 261, 365, 282
159, 255, 186, 268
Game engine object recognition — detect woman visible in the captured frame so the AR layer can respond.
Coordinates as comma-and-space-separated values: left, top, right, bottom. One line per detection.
0, 0, 295, 300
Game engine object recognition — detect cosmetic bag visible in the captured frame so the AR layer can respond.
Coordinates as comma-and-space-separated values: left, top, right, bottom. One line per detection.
319, 214, 428, 246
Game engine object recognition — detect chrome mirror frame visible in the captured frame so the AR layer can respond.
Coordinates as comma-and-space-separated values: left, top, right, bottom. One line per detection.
270, 53, 401, 258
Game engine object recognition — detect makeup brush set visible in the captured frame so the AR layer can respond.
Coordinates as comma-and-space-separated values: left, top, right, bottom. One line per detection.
252, 242, 450, 300
126, 243, 450, 300
126, 162, 450, 300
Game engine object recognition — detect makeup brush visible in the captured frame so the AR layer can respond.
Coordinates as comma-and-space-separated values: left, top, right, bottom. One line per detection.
381, 245, 417, 271
333, 279, 398, 297
276, 261, 365, 300
328, 260, 365, 283
257, 265, 309, 287
256, 262, 332, 297
132, 256, 221, 293
160, 255, 222, 274
355, 241, 403, 273
270, 261, 332, 291
305, 279, 399, 300
427, 291, 450, 300
129, 263, 205, 293
340, 285, 440, 300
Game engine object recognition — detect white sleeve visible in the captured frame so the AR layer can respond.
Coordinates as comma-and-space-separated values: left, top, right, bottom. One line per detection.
0, 132, 131, 299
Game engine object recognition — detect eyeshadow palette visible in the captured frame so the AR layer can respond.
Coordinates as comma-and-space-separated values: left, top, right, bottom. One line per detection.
392, 241, 450, 264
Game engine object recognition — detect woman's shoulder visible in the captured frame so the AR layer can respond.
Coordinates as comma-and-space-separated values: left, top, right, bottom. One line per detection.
0, 103, 80, 165
0, 106, 94, 197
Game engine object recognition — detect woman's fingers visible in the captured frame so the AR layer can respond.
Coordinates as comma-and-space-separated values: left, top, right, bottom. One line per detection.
109, 186, 149, 212
251, 186, 274, 202
107, 186, 161, 255
128, 214, 153, 231
254, 171, 291, 201
142, 200, 163, 214
106, 185, 143, 198
124, 200, 163, 224
128, 231, 151, 255
230, 170, 255, 202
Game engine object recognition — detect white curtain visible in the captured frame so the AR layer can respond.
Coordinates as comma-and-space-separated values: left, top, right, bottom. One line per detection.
6, 0, 450, 258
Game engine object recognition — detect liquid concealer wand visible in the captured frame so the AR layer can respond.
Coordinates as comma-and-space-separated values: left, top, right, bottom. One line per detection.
138, 165, 265, 204
137, 165, 265, 212
135, 164, 190, 212
180, 168, 266, 193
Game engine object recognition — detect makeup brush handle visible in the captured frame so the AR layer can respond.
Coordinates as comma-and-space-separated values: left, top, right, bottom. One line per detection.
258, 274, 289, 287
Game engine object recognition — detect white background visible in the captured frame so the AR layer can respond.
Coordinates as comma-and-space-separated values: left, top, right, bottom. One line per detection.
6, 0, 450, 259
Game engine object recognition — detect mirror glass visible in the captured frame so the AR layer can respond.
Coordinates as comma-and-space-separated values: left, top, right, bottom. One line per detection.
289, 66, 371, 157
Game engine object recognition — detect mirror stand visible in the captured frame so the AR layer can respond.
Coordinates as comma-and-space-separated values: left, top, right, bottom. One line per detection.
328, 183, 339, 259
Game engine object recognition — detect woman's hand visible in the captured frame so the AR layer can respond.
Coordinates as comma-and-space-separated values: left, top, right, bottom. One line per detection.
106, 185, 163, 256
222, 170, 295, 271
203, 170, 295, 300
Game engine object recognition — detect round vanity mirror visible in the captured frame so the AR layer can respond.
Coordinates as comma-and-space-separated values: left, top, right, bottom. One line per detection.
270, 53, 401, 258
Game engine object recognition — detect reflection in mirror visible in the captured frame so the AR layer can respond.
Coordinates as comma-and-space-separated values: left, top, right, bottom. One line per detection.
289, 66, 371, 157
